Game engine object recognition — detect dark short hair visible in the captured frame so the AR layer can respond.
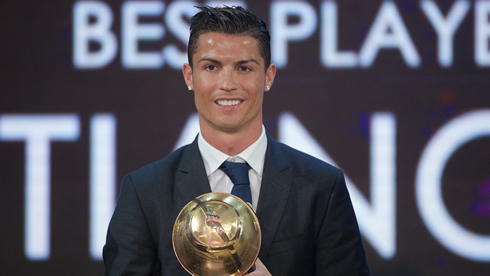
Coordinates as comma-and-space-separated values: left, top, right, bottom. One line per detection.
188, 5, 271, 71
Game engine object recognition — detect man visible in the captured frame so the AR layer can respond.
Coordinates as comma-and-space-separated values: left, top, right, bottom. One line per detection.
104, 5, 370, 275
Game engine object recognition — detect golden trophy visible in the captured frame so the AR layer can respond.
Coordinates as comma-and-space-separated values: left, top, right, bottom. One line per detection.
173, 193, 261, 276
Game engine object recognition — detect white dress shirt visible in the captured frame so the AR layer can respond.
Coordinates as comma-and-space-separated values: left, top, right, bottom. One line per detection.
197, 125, 267, 210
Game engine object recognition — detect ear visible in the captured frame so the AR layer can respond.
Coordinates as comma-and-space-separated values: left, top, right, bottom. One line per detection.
265, 63, 276, 91
183, 63, 193, 90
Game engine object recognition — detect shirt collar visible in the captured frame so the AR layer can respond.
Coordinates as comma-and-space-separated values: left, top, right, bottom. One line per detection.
198, 125, 267, 177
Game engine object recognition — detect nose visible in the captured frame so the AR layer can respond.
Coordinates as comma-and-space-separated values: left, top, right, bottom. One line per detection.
219, 68, 237, 91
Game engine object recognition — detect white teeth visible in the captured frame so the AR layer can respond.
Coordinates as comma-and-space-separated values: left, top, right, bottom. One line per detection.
217, 100, 241, 106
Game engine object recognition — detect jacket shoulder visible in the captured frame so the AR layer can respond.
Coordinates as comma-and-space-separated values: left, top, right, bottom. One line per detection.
270, 140, 343, 180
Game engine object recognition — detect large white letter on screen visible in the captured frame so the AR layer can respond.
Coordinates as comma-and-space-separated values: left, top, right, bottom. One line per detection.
278, 113, 397, 259
421, 0, 470, 67
164, 1, 197, 70
90, 114, 117, 260
173, 113, 200, 150
416, 110, 490, 262
73, 1, 118, 69
475, 1, 490, 66
321, 1, 358, 68
271, 2, 317, 68
359, 1, 420, 68
0, 115, 80, 261
122, 1, 165, 69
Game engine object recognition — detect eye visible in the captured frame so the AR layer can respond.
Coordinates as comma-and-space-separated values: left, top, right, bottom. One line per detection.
239, 66, 251, 72
205, 65, 216, 71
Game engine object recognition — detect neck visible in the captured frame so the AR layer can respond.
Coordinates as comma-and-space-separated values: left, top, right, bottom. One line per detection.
200, 123, 262, 156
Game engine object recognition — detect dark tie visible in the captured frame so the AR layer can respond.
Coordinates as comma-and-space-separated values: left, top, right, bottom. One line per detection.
220, 161, 252, 206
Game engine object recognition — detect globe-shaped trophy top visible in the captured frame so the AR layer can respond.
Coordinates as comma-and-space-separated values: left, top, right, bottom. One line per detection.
173, 193, 261, 276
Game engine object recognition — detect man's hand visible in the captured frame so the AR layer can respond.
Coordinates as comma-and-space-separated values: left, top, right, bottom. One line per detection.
247, 258, 271, 276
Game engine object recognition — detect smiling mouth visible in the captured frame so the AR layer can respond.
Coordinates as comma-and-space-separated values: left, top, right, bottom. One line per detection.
216, 100, 242, 106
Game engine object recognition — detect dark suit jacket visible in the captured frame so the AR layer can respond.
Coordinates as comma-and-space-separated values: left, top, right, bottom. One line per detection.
104, 135, 370, 275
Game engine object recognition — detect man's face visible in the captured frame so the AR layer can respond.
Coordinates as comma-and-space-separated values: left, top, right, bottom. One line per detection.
183, 32, 276, 135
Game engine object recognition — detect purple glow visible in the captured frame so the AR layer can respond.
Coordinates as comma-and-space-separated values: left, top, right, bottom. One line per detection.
472, 179, 490, 218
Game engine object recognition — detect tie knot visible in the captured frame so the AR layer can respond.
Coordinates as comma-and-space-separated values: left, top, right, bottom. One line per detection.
220, 161, 252, 206
220, 161, 251, 185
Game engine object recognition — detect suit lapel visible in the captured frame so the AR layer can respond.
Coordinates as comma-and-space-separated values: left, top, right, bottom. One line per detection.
175, 138, 212, 206
256, 135, 293, 257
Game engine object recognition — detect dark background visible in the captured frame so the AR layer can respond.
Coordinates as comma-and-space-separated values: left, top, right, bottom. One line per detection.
1, 0, 489, 275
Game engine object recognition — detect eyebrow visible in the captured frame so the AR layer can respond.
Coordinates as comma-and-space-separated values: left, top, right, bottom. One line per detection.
236, 59, 259, 66
197, 57, 260, 66
198, 57, 222, 66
